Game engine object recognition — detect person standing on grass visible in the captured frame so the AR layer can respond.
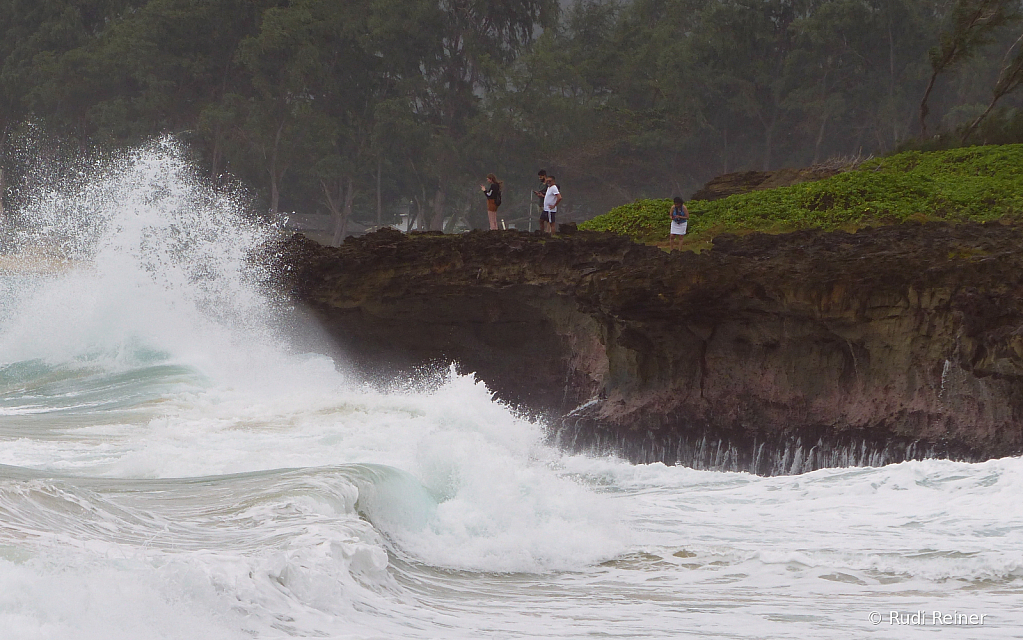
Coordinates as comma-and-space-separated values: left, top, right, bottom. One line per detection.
669, 196, 688, 251
481, 174, 503, 230
542, 175, 561, 234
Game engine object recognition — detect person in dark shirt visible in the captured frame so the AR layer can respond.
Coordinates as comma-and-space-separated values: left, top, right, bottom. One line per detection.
481, 173, 503, 230
669, 196, 689, 251
532, 170, 548, 216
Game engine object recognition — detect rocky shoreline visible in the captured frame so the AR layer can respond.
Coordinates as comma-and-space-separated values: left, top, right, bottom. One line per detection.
277, 222, 1023, 475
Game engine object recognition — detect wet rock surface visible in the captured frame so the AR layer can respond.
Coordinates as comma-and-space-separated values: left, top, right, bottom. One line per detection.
277, 223, 1023, 474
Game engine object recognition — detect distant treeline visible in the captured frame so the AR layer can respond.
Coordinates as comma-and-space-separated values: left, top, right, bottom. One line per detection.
3, 0, 1023, 238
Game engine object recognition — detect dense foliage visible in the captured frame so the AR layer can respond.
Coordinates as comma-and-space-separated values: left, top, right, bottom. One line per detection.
4, 0, 1023, 239
580, 144, 1023, 243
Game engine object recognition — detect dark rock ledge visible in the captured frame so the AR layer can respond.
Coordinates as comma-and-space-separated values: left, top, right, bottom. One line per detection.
276, 223, 1023, 475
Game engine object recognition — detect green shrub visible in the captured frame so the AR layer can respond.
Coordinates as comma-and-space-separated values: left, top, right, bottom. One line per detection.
578, 198, 674, 239
580, 144, 1023, 243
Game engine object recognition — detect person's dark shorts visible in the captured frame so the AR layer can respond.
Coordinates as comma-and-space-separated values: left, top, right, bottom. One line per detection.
541, 210, 556, 223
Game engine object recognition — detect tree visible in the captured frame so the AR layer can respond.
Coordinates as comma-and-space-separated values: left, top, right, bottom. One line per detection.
0, 1, 145, 209
8, 0, 1023, 228
101, 0, 281, 176
685, 0, 808, 171
783, 0, 938, 160
232, 3, 326, 215
962, 30, 1023, 141
412, 0, 557, 229
919, 0, 1020, 137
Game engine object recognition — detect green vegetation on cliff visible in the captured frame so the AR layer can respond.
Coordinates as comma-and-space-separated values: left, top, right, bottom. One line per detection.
580, 145, 1023, 244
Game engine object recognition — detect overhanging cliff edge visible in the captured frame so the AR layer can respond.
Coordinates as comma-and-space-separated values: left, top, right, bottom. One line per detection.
277, 223, 1023, 475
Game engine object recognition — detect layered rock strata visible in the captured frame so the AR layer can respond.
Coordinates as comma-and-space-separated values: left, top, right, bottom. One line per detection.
278, 223, 1023, 474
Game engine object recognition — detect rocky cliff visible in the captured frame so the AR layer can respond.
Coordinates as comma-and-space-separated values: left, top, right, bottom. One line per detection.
689, 166, 842, 201
277, 223, 1023, 475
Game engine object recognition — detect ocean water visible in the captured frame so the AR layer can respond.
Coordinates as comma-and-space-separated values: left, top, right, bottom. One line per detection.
0, 142, 1021, 639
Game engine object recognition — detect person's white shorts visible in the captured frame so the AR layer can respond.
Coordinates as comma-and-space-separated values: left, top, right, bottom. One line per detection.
670, 220, 688, 236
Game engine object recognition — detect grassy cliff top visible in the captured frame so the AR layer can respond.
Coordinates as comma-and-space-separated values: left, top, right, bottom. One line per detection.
579, 145, 1023, 248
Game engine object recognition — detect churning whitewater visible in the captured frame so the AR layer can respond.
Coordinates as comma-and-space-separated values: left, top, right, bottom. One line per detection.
0, 142, 1021, 639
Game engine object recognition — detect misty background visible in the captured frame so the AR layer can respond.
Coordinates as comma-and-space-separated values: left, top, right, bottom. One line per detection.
3, 0, 1023, 240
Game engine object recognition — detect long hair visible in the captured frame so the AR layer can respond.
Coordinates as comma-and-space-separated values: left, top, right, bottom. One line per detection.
487, 173, 504, 188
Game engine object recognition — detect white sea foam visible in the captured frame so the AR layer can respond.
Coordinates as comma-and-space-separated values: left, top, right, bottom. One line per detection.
0, 141, 1021, 638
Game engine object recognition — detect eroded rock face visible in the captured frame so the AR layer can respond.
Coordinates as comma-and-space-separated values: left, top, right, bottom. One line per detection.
277, 223, 1023, 474
689, 166, 841, 201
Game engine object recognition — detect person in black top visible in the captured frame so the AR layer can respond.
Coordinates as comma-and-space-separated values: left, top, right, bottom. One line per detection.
669, 196, 689, 251
481, 173, 503, 230
533, 169, 548, 202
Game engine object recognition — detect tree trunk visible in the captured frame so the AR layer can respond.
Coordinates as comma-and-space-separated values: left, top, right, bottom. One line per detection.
813, 116, 828, 165
446, 199, 471, 233
762, 109, 777, 171
323, 180, 341, 244
962, 98, 1000, 142
210, 124, 223, 185
917, 2, 992, 138
429, 187, 446, 231
887, 5, 899, 146
919, 71, 939, 138
341, 176, 354, 242
270, 176, 280, 215
963, 33, 1023, 143
268, 120, 287, 214
413, 196, 425, 232
326, 176, 355, 247
376, 156, 382, 227
722, 127, 729, 174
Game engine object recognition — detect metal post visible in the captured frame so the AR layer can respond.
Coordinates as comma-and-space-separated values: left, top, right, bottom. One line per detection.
527, 188, 532, 232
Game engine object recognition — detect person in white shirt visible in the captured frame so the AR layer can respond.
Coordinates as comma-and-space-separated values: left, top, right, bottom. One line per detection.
541, 175, 561, 234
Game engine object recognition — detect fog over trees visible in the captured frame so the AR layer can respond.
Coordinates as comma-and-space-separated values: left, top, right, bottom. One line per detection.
3, 0, 1023, 237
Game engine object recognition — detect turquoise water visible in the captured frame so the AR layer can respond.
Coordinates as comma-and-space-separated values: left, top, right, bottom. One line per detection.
0, 141, 1020, 639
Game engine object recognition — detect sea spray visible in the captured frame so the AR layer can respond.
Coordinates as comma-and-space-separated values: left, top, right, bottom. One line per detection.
0, 139, 635, 637
0, 137, 287, 368
0, 140, 1020, 638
